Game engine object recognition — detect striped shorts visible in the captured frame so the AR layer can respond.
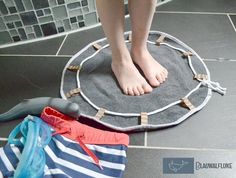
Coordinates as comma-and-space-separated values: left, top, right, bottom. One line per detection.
0, 107, 129, 178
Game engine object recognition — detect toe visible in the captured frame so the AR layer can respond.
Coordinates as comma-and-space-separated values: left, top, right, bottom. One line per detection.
123, 87, 128, 95
128, 87, 134, 96
148, 76, 160, 87
161, 72, 166, 82
142, 84, 153, 93
164, 68, 168, 77
133, 87, 140, 96
156, 74, 163, 84
137, 86, 145, 95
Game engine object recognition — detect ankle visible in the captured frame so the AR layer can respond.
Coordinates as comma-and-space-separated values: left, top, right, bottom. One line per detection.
131, 45, 148, 57
111, 57, 133, 68
112, 49, 132, 65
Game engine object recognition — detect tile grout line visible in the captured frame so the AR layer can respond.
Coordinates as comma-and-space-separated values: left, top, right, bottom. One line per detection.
56, 34, 68, 56
227, 14, 236, 33
128, 145, 236, 151
156, 0, 173, 7
156, 11, 236, 15
0, 54, 73, 57
0, 137, 8, 141
0, 54, 235, 61
203, 58, 218, 61
203, 58, 236, 62
144, 132, 147, 147
2, 136, 235, 152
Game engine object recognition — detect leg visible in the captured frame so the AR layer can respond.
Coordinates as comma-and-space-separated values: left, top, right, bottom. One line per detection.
129, 0, 168, 87
96, 0, 152, 95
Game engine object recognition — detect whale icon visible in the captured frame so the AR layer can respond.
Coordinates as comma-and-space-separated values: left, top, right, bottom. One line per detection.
168, 160, 188, 172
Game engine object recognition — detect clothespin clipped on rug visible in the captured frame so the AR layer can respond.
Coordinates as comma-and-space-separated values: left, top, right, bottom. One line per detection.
182, 51, 193, 58
180, 97, 195, 110
140, 112, 148, 125
66, 88, 81, 98
128, 33, 132, 42
92, 43, 102, 50
156, 34, 166, 46
95, 108, 106, 120
193, 74, 208, 81
193, 74, 227, 95
67, 65, 80, 72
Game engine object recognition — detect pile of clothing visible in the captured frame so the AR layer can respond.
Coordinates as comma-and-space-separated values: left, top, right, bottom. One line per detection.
0, 107, 129, 178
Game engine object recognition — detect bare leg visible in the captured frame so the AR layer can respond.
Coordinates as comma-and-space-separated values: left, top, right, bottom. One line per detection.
96, 0, 152, 95
129, 0, 168, 87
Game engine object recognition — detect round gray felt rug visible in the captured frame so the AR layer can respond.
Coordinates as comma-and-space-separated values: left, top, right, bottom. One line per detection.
60, 31, 226, 131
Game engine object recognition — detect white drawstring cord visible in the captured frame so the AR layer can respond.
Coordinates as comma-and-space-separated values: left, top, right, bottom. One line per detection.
201, 80, 227, 95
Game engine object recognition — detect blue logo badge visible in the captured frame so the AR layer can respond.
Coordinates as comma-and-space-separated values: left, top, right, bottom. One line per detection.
163, 158, 194, 174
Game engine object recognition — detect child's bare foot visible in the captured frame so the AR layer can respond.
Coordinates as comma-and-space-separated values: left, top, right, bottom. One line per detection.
131, 47, 168, 87
111, 50, 153, 96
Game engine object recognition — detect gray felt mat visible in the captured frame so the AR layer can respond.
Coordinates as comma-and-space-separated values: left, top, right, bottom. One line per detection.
60, 31, 225, 132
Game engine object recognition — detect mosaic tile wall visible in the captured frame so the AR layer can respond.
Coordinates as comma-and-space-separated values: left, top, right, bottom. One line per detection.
0, 0, 162, 46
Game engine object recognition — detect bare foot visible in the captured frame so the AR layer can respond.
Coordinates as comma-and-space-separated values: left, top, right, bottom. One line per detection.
111, 51, 153, 96
131, 47, 168, 87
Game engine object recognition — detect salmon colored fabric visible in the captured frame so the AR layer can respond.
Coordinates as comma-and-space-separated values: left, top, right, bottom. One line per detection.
40, 107, 129, 146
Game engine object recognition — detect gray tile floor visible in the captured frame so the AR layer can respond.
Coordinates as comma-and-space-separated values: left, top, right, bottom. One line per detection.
124, 148, 236, 178
0, 0, 236, 177
147, 61, 236, 150
152, 13, 236, 60
157, 0, 236, 13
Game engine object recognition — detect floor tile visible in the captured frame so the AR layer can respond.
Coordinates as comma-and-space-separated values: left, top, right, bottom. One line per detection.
128, 132, 145, 146
124, 148, 236, 178
58, 19, 131, 55
147, 95, 236, 149
229, 15, 236, 29
0, 120, 22, 138
58, 27, 105, 55
0, 141, 7, 147
0, 56, 69, 113
206, 61, 236, 95
147, 61, 236, 149
0, 35, 65, 55
152, 13, 236, 60
157, 0, 236, 13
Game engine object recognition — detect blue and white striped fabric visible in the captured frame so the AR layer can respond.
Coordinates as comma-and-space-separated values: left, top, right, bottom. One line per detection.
0, 134, 128, 178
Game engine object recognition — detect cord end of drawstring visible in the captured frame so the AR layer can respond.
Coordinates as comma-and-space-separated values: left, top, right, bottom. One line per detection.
97, 163, 104, 170
201, 80, 227, 95
94, 160, 103, 170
